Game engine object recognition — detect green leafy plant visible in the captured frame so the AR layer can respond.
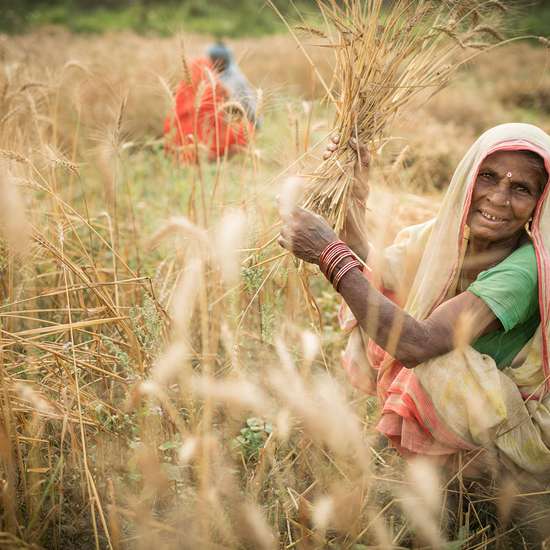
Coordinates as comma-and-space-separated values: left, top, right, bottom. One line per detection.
231, 417, 272, 462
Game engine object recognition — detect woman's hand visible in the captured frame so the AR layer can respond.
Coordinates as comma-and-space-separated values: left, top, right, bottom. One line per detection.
323, 134, 370, 202
278, 206, 337, 265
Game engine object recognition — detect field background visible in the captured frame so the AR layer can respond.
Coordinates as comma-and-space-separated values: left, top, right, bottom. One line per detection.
2, 1, 550, 549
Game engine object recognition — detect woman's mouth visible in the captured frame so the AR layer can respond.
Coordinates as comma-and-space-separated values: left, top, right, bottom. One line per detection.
479, 209, 506, 223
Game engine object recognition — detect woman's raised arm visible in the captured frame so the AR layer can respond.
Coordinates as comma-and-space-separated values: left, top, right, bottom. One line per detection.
279, 207, 501, 368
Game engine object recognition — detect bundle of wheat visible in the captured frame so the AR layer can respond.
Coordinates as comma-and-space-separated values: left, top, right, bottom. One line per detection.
298, 0, 510, 231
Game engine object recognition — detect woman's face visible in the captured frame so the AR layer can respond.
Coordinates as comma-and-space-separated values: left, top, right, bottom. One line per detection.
468, 150, 546, 245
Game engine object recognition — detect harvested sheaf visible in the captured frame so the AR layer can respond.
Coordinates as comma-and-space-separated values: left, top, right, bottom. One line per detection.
298, 0, 509, 231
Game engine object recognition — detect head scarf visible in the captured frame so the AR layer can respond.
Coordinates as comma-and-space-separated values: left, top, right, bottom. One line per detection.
408, 123, 550, 397
207, 42, 232, 67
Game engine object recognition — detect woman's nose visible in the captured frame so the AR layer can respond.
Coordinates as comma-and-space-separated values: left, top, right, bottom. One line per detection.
487, 182, 511, 206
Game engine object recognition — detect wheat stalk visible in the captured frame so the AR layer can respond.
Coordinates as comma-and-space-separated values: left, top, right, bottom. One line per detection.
299, 0, 509, 231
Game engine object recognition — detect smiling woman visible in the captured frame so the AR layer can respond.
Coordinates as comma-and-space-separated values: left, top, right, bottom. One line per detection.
279, 123, 550, 483
469, 150, 546, 247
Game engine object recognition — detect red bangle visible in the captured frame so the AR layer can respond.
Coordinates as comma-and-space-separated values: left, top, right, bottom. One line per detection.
319, 240, 345, 270
323, 245, 352, 278
333, 258, 362, 291
319, 244, 349, 277
326, 250, 354, 282
322, 244, 348, 265
319, 240, 362, 289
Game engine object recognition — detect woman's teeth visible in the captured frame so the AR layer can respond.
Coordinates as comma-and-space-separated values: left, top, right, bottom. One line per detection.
480, 210, 504, 222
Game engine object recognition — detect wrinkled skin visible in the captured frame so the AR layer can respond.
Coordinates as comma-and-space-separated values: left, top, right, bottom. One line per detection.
468, 150, 544, 248
278, 145, 548, 368
461, 150, 546, 287
278, 207, 337, 265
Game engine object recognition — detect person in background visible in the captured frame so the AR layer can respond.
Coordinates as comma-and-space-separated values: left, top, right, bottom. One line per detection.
164, 42, 259, 163
207, 42, 261, 129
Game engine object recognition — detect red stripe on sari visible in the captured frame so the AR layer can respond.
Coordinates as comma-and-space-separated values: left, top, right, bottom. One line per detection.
376, 361, 476, 455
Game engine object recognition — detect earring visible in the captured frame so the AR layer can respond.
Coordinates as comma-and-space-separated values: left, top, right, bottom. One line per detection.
525, 217, 533, 239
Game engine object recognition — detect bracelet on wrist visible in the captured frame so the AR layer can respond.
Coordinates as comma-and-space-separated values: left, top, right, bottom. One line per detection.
318, 240, 362, 291
319, 240, 344, 268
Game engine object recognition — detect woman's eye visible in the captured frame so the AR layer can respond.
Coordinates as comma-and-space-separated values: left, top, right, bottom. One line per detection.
514, 185, 531, 195
478, 172, 494, 181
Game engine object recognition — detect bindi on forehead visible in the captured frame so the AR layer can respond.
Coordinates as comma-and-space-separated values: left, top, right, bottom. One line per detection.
483, 152, 543, 184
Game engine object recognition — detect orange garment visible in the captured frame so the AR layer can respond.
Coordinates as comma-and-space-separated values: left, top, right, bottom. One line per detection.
163, 58, 253, 163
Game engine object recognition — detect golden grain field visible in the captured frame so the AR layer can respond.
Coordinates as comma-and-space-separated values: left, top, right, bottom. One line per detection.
1, 24, 550, 549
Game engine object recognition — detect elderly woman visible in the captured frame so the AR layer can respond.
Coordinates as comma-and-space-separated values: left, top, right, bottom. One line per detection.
279, 123, 550, 482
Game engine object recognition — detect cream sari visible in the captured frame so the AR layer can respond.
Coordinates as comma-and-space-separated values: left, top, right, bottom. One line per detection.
340, 123, 550, 483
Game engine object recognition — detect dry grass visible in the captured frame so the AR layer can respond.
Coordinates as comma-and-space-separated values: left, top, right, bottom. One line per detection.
0, 20, 550, 550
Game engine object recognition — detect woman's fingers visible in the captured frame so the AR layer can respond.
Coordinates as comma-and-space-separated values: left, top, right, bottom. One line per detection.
323, 141, 338, 160
279, 223, 294, 250
324, 134, 370, 168
324, 134, 341, 160
279, 208, 310, 250
278, 207, 337, 263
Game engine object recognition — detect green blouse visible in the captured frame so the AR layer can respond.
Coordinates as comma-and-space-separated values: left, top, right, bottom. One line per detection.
468, 243, 540, 369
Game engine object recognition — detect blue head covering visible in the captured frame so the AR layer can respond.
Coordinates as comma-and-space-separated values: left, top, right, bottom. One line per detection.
207, 42, 233, 68
206, 42, 260, 127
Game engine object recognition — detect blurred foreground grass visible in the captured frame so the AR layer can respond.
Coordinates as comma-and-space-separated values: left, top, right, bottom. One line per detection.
1, 21, 550, 550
